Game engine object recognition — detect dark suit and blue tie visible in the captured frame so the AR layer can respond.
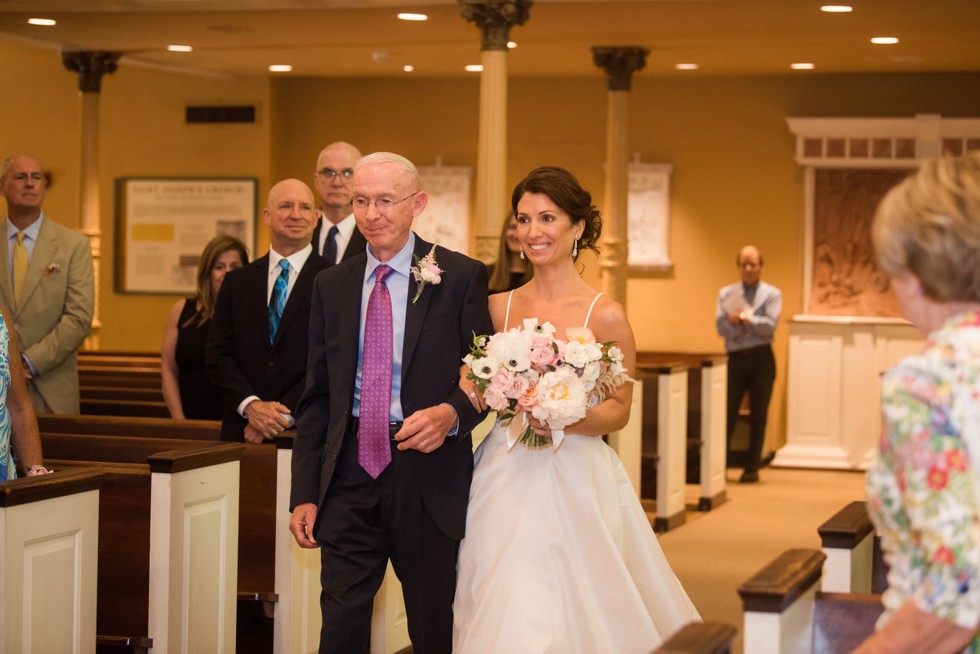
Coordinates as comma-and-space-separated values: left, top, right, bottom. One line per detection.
207, 179, 326, 442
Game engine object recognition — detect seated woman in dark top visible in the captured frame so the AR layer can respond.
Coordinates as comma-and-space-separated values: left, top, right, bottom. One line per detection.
487, 212, 532, 293
161, 235, 248, 419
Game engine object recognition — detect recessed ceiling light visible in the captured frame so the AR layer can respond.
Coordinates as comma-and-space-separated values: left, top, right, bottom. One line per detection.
27, 18, 56, 26
675, 63, 698, 70
269, 64, 292, 72
791, 63, 816, 70
820, 5, 853, 12
507, 41, 517, 49
397, 13, 428, 21
465, 65, 484, 72
871, 37, 899, 45
167, 45, 193, 53
403, 65, 414, 73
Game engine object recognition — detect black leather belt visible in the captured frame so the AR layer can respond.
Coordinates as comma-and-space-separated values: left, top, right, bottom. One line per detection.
348, 416, 404, 441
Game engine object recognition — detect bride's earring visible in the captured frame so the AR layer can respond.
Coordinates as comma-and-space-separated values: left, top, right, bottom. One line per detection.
520, 248, 526, 261
572, 239, 578, 258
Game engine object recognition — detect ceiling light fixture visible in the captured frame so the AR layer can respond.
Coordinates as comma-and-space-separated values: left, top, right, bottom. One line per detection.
397, 13, 428, 21
820, 5, 853, 12
269, 64, 292, 72
508, 41, 517, 49
27, 18, 56, 26
791, 63, 816, 70
403, 65, 414, 72
167, 45, 193, 53
675, 63, 698, 70
465, 65, 484, 72
871, 37, 899, 44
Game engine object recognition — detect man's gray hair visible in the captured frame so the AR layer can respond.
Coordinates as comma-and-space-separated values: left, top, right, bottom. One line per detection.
354, 152, 421, 190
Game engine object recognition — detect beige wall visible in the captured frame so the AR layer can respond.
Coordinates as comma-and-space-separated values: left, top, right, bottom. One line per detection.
3, 38, 980, 448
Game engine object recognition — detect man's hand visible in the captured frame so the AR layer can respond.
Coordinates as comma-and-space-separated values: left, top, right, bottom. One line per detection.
727, 310, 743, 326
243, 424, 269, 443
394, 404, 457, 453
244, 400, 291, 438
289, 503, 320, 549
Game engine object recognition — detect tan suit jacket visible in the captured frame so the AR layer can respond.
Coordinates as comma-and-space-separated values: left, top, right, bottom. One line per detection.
0, 216, 94, 413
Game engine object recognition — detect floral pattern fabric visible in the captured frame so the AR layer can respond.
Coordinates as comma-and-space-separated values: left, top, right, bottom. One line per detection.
866, 311, 980, 651
0, 311, 11, 481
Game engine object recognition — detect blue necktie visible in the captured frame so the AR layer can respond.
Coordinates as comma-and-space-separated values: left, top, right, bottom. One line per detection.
322, 224, 339, 266
268, 259, 290, 344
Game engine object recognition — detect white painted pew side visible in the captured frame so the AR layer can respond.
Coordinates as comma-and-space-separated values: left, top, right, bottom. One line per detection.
0, 468, 103, 654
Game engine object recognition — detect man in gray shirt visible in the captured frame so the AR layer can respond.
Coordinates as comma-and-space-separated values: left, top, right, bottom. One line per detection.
716, 245, 782, 483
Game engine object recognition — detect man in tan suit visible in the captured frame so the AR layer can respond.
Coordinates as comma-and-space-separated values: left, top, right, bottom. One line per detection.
0, 155, 94, 413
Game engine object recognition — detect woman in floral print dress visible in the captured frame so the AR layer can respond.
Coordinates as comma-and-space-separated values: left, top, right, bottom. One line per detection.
856, 152, 980, 653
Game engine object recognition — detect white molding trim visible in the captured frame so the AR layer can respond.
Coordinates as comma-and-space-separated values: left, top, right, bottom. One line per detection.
786, 113, 980, 168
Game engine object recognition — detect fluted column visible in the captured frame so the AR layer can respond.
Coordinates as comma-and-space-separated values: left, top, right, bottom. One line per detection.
460, 0, 532, 262
62, 51, 119, 349
592, 47, 647, 307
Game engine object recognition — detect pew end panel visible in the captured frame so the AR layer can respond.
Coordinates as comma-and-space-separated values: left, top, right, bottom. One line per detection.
738, 548, 826, 654
818, 500, 875, 594
655, 364, 689, 532
1, 469, 103, 654
148, 444, 245, 654
697, 358, 728, 511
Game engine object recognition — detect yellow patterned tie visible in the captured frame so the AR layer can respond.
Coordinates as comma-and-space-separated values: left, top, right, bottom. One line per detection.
13, 231, 28, 306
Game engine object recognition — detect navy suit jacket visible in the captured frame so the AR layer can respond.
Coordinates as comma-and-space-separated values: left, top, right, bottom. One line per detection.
206, 251, 328, 440
290, 235, 492, 540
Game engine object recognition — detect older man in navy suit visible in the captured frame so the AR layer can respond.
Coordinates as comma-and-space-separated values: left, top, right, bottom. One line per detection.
289, 152, 492, 654
207, 178, 327, 442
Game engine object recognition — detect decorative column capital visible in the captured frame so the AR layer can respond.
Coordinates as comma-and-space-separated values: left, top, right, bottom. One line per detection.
460, 0, 532, 51
62, 51, 120, 93
592, 46, 648, 91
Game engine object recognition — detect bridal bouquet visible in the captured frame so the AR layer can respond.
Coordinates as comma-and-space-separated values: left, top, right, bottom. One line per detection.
463, 318, 632, 450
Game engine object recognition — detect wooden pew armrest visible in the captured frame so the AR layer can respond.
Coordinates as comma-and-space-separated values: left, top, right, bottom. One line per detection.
738, 548, 826, 612
655, 621, 737, 653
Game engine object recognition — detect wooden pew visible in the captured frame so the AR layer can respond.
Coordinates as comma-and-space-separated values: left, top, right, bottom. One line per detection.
44, 439, 243, 653
738, 548, 883, 654
639, 351, 728, 511
654, 622, 737, 654
818, 500, 888, 595
1, 469, 103, 653
38, 414, 410, 654
77, 352, 166, 417
633, 362, 690, 532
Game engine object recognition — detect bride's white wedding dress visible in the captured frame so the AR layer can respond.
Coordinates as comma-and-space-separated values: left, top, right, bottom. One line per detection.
453, 293, 700, 654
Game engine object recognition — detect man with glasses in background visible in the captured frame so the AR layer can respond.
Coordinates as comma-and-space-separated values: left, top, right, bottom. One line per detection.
716, 244, 782, 483
312, 141, 368, 266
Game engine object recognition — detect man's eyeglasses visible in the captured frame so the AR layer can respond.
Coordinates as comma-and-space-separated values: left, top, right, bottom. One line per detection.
351, 193, 418, 212
316, 167, 354, 180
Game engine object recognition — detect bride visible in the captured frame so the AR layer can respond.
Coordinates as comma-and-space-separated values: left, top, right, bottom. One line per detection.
453, 167, 700, 653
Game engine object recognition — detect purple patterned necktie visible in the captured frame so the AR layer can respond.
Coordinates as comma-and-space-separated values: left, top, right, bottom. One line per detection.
359, 264, 394, 478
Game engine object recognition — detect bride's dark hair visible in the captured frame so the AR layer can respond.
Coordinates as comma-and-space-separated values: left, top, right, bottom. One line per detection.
511, 166, 602, 262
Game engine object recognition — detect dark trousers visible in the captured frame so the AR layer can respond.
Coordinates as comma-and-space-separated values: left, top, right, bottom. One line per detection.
726, 344, 776, 474
316, 422, 458, 654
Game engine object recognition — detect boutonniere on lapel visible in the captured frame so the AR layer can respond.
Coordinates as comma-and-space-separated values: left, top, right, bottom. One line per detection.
410, 245, 443, 305
44, 262, 64, 276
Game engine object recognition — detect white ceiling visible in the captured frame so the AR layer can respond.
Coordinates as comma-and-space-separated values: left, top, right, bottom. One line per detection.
0, 0, 978, 80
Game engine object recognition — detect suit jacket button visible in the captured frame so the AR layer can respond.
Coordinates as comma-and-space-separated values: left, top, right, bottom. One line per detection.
331, 454, 338, 462
267, 360, 275, 367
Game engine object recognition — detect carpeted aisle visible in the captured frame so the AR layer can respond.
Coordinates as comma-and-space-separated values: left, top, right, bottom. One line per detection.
656, 467, 867, 654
